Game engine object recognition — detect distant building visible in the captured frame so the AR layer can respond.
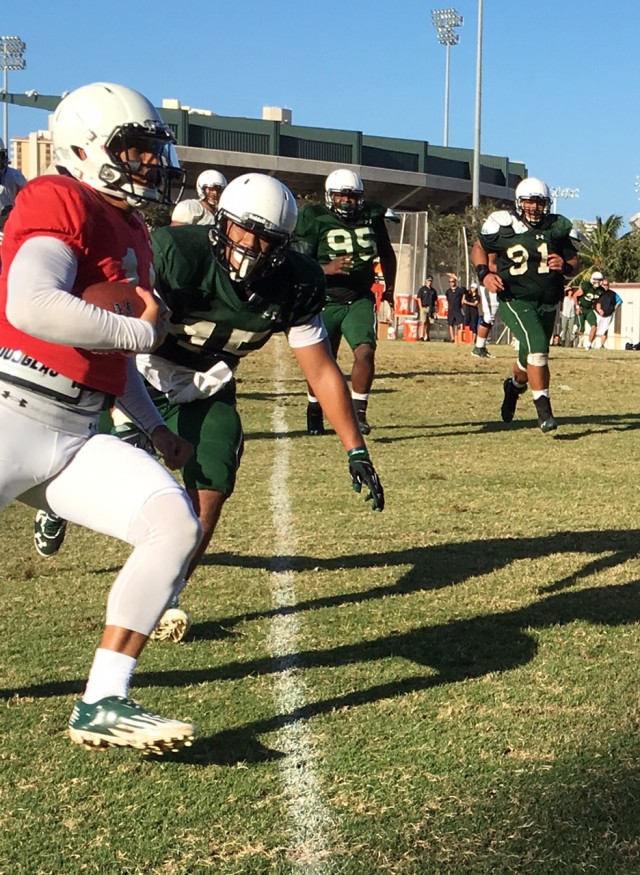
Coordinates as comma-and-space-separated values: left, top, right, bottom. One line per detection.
262, 106, 292, 125
12, 129, 52, 179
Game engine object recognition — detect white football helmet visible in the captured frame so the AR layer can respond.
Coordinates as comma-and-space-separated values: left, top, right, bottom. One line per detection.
196, 169, 227, 204
325, 168, 364, 219
52, 82, 185, 206
590, 271, 604, 284
515, 177, 551, 226
569, 227, 584, 247
210, 173, 298, 284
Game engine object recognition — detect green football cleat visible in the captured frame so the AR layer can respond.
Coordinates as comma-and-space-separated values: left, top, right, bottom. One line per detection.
471, 345, 493, 359
34, 510, 68, 557
68, 696, 197, 754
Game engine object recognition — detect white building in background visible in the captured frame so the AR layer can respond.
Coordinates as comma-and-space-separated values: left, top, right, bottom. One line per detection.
11, 129, 52, 179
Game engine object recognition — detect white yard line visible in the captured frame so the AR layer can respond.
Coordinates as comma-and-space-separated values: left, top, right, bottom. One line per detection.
267, 339, 337, 873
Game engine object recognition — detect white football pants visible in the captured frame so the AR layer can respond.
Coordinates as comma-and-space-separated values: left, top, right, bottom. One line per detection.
0, 403, 201, 635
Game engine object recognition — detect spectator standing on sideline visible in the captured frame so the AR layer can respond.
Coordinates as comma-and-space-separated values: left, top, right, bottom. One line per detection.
417, 275, 437, 341
294, 168, 396, 435
594, 279, 622, 349
559, 287, 577, 347
170, 168, 227, 226
1, 81, 202, 753
463, 281, 480, 342
445, 275, 465, 342
0, 138, 26, 247
472, 176, 579, 432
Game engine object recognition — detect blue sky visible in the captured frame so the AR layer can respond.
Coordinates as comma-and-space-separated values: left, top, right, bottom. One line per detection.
3, 1, 638, 228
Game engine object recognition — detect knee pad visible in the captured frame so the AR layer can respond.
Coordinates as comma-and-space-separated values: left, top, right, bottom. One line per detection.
527, 352, 548, 368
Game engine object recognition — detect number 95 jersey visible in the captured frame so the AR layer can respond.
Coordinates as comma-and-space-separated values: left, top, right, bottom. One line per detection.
294, 201, 390, 304
478, 210, 577, 306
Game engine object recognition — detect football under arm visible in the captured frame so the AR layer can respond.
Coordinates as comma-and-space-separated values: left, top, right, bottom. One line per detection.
6, 236, 157, 352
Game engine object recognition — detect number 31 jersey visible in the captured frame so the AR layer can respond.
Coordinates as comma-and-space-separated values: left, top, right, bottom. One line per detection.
478, 210, 577, 306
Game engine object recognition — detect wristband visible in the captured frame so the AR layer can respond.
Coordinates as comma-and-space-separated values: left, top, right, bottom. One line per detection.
348, 446, 367, 458
476, 265, 490, 282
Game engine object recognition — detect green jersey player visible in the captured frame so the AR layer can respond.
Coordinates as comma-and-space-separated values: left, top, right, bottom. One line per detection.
294, 169, 397, 436
472, 177, 579, 432
144, 173, 384, 640
574, 270, 603, 347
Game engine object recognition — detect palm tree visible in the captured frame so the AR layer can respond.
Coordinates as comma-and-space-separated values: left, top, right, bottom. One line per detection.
576, 215, 623, 282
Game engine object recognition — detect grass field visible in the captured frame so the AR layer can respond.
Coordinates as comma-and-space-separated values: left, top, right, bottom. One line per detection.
3, 336, 640, 874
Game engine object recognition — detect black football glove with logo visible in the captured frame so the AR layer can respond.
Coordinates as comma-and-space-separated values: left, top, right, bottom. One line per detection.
348, 448, 385, 511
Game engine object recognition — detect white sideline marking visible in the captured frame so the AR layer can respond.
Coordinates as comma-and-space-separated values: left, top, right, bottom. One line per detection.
267, 340, 337, 873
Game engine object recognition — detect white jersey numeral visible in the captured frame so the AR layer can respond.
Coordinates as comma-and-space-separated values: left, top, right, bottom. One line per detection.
506, 242, 550, 276
326, 227, 377, 262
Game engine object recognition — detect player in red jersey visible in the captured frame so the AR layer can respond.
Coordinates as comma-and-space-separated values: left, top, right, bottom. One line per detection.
0, 82, 202, 754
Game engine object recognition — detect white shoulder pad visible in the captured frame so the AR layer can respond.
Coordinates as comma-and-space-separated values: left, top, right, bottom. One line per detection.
481, 210, 514, 235
171, 199, 213, 225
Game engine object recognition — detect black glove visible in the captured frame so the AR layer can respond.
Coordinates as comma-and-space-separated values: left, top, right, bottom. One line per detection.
348, 448, 385, 511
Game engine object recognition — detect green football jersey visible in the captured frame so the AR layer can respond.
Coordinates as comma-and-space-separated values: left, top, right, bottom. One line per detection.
577, 280, 600, 311
151, 224, 326, 371
294, 201, 389, 304
478, 211, 577, 306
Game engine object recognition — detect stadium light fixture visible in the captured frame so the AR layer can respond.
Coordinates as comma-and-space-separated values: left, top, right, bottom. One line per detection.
431, 8, 463, 147
0, 36, 26, 149
550, 186, 580, 213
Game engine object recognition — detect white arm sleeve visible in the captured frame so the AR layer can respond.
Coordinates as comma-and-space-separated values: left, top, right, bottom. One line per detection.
286, 314, 327, 349
112, 358, 165, 435
6, 236, 159, 352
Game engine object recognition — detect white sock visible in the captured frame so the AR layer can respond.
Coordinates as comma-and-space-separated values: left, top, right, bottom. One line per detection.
83, 648, 137, 704
532, 390, 550, 400
351, 391, 369, 402
307, 393, 319, 404
475, 337, 487, 349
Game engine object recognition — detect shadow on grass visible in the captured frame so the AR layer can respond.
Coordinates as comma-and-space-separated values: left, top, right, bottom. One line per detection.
163, 574, 640, 766
371, 411, 640, 444
3, 528, 640, 767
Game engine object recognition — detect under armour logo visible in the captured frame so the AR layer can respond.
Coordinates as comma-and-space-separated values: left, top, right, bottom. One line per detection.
1, 389, 27, 407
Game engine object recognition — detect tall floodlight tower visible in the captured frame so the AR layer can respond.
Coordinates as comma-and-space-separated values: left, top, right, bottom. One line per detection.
431, 8, 463, 147
0, 36, 26, 148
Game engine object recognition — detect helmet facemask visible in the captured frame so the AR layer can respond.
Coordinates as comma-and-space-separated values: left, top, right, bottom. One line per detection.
325, 188, 364, 220
201, 185, 224, 207
516, 195, 550, 227
210, 212, 290, 285
96, 121, 185, 207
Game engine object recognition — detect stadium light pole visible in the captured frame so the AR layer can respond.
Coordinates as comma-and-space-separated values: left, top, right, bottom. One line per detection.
431, 8, 463, 147
0, 36, 26, 149
551, 186, 580, 214
471, 0, 483, 208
